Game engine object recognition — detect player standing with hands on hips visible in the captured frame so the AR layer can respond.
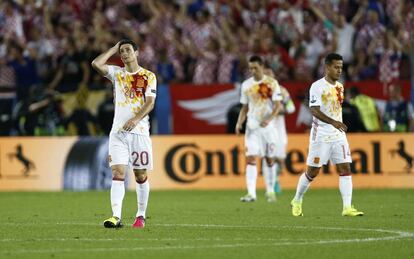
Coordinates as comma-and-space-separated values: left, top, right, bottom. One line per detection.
290, 53, 363, 217
92, 39, 157, 228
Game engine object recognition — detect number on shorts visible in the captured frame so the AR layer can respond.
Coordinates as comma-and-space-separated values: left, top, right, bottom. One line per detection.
132, 151, 149, 166
266, 143, 275, 154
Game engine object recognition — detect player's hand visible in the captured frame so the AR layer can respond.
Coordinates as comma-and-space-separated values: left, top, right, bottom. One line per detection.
331, 121, 348, 132
260, 119, 270, 127
235, 123, 242, 135
123, 118, 138, 131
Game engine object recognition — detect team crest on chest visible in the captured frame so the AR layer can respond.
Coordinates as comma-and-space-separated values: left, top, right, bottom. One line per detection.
257, 83, 272, 99
118, 72, 149, 100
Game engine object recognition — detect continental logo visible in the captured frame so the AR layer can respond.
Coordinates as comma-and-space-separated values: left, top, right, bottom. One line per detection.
163, 140, 414, 183
165, 143, 242, 183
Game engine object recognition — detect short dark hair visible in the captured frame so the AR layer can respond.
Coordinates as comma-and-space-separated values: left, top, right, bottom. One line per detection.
118, 39, 138, 53
324, 53, 343, 64
249, 55, 263, 65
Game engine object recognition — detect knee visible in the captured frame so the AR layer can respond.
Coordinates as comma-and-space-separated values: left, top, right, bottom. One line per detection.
111, 167, 126, 180
246, 156, 256, 165
265, 157, 275, 166
134, 171, 148, 183
337, 164, 352, 176
306, 167, 320, 179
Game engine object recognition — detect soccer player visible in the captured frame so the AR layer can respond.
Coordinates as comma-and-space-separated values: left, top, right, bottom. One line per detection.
290, 53, 363, 217
263, 65, 296, 198
235, 55, 282, 202
91, 39, 156, 228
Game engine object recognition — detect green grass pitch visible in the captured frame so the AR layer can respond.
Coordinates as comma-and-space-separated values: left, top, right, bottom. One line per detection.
1, 189, 414, 258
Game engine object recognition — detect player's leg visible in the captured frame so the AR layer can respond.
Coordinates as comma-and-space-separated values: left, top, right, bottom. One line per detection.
262, 127, 278, 202
290, 165, 320, 216
273, 158, 284, 193
130, 134, 153, 228
332, 140, 363, 216
105, 164, 127, 228
291, 142, 329, 216
273, 141, 286, 193
263, 156, 277, 202
132, 169, 149, 228
241, 155, 258, 202
241, 129, 260, 202
104, 132, 129, 228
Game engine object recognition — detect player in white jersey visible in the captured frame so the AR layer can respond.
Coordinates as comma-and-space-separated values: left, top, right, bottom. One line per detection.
235, 55, 282, 202
290, 53, 363, 217
262, 65, 295, 199
91, 39, 156, 228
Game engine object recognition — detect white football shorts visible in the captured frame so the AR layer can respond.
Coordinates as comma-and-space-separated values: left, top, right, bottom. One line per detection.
274, 141, 287, 159
109, 131, 153, 170
306, 138, 352, 167
245, 125, 278, 158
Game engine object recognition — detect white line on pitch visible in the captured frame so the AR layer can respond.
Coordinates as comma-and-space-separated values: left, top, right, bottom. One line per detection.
0, 224, 413, 254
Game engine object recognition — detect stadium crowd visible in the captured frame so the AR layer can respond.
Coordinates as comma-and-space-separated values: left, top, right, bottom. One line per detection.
0, 0, 413, 136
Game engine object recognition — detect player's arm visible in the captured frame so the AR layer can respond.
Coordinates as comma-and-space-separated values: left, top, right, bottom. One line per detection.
91, 42, 120, 76
123, 96, 156, 131
261, 80, 282, 126
235, 104, 248, 135
261, 100, 281, 127
310, 106, 347, 132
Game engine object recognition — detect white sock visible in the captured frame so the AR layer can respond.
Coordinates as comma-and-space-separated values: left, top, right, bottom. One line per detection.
246, 164, 257, 198
293, 173, 313, 202
339, 175, 352, 208
110, 180, 125, 219
136, 179, 150, 218
262, 161, 276, 193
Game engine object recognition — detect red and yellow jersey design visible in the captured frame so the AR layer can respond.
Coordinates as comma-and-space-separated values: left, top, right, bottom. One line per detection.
106, 65, 157, 135
240, 75, 282, 129
309, 78, 345, 142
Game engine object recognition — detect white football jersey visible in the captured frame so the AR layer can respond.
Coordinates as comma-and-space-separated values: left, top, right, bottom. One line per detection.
240, 75, 282, 130
309, 77, 345, 142
105, 65, 157, 136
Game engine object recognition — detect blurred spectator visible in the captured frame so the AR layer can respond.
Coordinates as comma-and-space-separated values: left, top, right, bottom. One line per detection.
382, 84, 414, 132
377, 31, 402, 88
7, 44, 40, 102
349, 86, 381, 132
47, 38, 89, 93
0, 0, 412, 136
342, 88, 365, 132
156, 48, 175, 84
0, 0, 25, 44
13, 86, 65, 136
355, 9, 386, 53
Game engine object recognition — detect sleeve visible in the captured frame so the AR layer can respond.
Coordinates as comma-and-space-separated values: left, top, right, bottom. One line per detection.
240, 82, 248, 104
272, 80, 283, 102
104, 65, 117, 82
145, 72, 157, 98
283, 88, 296, 114
309, 83, 321, 107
